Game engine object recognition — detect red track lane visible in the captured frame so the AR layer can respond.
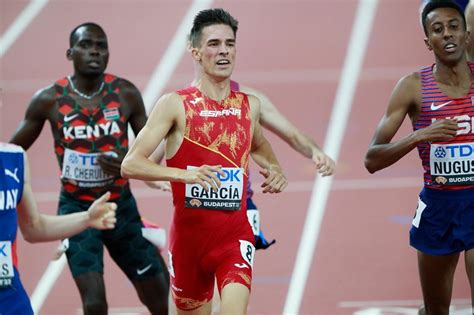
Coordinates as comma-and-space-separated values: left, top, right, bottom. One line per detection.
3, 0, 471, 314
0, 0, 28, 36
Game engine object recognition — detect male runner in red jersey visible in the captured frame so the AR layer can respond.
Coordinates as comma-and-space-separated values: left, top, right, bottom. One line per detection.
147, 45, 336, 251
365, 1, 474, 314
122, 8, 287, 314
10, 23, 168, 315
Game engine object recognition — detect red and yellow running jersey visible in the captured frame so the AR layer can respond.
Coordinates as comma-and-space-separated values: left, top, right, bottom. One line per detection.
167, 86, 252, 219
415, 62, 474, 190
53, 74, 130, 201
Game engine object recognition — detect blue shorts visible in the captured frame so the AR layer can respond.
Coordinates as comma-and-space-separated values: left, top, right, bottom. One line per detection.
410, 187, 474, 255
0, 269, 34, 315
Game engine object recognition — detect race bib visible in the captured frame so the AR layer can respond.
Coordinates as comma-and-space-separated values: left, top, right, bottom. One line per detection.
430, 142, 474, 185
0, 241, 14, 288
239, 240, 255, 268
62, 149, 117, 188
185, 166, 244, 211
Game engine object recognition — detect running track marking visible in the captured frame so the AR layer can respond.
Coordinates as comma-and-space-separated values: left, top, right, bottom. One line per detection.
0, 0, 49, 58
353, 307, 471, 315
127, 0, 214, 140
29, 0, 214, 313
29, 256, 67, 314
339, 299, 471, 308
283, 0, 379, 313
340, 299, 472, 315
141, 0, 214, 113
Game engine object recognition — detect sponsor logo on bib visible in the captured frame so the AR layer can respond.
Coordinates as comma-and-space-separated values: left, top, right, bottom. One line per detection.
61, 149, 117, 188
185, 166, 244, 211
430, 142, 474, 185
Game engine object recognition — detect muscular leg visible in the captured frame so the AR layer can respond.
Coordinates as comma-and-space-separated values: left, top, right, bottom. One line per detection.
131, 251, 169, 314
105, 194, 170, 314
158, 251, 170, 288
132, 253, 169, 314
132, 273, 169, 315
219, 283, 249, 315
417, 251, 460, 315
464, 249, 474, 310
74, 272, 108, 315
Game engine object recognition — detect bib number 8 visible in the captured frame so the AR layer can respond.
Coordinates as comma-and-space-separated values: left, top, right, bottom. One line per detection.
239, 240, 255, 267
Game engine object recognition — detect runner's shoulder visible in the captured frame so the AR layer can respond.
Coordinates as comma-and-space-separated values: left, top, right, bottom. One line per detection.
29, 84, 57, 111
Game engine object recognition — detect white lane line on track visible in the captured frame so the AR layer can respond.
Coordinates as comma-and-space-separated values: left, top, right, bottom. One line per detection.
30, 256, 67, 314
340, 299, 473, 314
339, 299, 471, 308
0, 0, 49, 58
128, 0, 214, 141
283, 0, 379, 314
30, 1, 214, 313
141, 0, 214, 113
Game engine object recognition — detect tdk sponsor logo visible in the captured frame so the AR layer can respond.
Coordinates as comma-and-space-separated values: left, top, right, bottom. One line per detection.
434, 147, 446, 158
69, 153, 99, 166
217, 169, 241, 182
438, 144, 474, 158
68, 151, 117, 166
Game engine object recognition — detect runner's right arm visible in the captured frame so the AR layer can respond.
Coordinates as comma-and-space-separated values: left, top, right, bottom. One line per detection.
121, 93, 223, 191
143, 141, 171, 191
9, 87, 55, 150
364, 73, 458, 173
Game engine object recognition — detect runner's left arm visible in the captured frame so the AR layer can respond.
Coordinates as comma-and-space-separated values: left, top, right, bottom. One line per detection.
248, 95, 287, 193
241, 86, 335, 176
